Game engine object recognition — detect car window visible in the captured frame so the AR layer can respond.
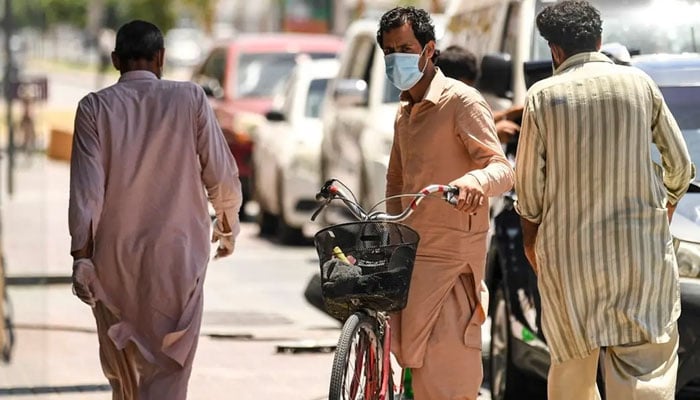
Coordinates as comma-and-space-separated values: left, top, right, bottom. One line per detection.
237, 52, 336, 98
305, 78, 330, 118
342, 36, 375, 80
199, 48, 227, 85
662, 87, 700, 164
280, 71, 296, 117
651, 86, 700, 166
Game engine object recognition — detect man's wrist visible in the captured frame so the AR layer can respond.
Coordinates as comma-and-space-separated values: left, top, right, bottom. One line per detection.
466, 171, 485, 187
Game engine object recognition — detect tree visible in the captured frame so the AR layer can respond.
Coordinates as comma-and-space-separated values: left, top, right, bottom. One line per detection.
180, 0, 217, 33
11, 0, 216, 33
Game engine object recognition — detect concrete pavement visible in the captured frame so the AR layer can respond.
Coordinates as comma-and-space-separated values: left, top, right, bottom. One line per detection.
0, 61, 494, 398
0, 156, 338, 399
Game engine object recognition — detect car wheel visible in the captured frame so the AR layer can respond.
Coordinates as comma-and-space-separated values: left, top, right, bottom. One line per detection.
239, 176, 253, 221
276, 173, 303, 245
257, 210, 277, 236
277, 217, 303, 245
490, 282, 531, 400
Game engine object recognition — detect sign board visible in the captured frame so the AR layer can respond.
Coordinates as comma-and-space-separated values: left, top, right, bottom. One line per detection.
10, 76, 48, 101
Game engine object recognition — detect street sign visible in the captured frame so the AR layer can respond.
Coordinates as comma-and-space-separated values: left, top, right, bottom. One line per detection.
10, 76, 48, 102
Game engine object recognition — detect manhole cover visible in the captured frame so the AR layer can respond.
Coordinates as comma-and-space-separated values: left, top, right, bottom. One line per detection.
203, 311, 293, 326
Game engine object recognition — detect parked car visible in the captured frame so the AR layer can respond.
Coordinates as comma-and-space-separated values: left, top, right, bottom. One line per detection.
191, 33, 344, 214
487, 53, 700, 400
252, 58, 340, 243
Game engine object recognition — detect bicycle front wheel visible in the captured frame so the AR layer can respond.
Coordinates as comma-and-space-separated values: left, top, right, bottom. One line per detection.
329, 312, 384, 400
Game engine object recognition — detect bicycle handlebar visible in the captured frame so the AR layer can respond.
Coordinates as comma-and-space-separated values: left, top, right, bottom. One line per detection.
311, 178, 459, 223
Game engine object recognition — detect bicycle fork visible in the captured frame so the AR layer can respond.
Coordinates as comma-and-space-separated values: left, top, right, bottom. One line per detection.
379, 319, 393, 399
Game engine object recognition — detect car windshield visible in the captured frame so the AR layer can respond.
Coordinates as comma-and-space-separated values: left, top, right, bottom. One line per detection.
533, 0, 700, 59
237, 52, 336, 98
305, 78, 330, 118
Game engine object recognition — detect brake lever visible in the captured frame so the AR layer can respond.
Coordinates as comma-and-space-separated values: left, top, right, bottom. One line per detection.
310, 199, 328, 222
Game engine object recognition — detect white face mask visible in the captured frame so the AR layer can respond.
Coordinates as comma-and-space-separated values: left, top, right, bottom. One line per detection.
384, 46, 428, 91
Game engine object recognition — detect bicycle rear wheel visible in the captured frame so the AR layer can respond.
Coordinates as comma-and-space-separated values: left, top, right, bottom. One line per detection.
329, 312, 384, 400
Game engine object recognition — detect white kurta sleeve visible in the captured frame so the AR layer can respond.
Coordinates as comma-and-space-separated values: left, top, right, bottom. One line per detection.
194, 86, 243, 237
69, 94, 105, 253
514, 97, 546, 224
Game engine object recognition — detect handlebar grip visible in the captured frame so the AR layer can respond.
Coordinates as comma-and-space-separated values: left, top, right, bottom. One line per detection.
445, 185, 459, 206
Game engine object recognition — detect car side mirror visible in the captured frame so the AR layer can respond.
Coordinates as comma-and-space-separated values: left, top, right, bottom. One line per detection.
265, 109, 286, 122
478, 53, 513, 99
523, 60, 553, 90
199, 78, 224, 99
333, 78, 368, 107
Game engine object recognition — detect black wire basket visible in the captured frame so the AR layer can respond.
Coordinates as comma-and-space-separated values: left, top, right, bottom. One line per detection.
313, 221, 420, 321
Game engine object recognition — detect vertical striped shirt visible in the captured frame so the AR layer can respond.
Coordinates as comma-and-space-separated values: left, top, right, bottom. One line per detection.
514, 52, 695, 363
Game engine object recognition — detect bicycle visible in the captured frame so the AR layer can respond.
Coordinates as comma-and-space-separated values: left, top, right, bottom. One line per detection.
310, 178, 459, 400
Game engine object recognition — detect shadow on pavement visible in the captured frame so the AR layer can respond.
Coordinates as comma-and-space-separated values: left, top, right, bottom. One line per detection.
0, 384, 110, 396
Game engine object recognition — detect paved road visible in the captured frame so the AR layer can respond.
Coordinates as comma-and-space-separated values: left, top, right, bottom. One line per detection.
0, 156, 339, 399
0, 157, 493, 399
0, 64, 496, 398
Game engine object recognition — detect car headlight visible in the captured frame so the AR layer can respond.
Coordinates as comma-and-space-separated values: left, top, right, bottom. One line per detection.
674, 239, 700, 278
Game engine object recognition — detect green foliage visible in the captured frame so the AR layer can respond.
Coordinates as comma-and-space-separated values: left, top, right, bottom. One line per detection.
123, 0, 177, 33
9, 0, 203, 33
179, 0, 216, 33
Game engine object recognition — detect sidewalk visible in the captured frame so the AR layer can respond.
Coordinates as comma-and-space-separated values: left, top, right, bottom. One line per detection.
0, 157, 338, 399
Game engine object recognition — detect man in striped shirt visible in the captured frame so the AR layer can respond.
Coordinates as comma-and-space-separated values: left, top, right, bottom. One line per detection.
514, 1, 696, 399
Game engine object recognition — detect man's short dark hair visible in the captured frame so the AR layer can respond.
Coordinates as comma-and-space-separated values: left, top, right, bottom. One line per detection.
536, 0, 602, 57
114, 20, 164, 63
436, 45, 479, 83
376, 6, 438, 62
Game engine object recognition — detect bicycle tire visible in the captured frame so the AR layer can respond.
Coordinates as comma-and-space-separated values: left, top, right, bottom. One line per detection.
329, 312, 383, 400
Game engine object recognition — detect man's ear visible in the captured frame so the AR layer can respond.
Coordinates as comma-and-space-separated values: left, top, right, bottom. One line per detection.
595, 37, 602, 51
157, 48, 165, 68
111, 52, 120, 71
426, 40, 436, 60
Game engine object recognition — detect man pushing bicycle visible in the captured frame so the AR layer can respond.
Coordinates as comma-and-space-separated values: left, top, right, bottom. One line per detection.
377, 6, 514, 399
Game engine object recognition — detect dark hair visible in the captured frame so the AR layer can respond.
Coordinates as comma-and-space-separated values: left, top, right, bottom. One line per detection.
436, 45, 479, 83
376, 6, 438, 62
536, 0, 602, 57
114, 20, 164, 63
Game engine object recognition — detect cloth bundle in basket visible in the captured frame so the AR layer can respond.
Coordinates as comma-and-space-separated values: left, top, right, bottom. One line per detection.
313, 221, 420, 320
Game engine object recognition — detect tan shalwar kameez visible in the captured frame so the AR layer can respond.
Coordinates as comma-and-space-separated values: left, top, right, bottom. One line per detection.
69, 70, 242, 400
386, 69, 514, 400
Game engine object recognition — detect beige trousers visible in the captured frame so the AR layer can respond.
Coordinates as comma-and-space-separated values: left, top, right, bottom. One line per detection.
548, 324, 678, 400
412, 274, 482, 400
93, 302, 199, 400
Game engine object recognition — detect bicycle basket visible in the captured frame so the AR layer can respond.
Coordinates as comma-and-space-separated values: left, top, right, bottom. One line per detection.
313, 221, 420, 320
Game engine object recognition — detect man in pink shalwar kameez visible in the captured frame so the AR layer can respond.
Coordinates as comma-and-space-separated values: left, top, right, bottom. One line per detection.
68, 20, 242, 399
377, 7, 514, 399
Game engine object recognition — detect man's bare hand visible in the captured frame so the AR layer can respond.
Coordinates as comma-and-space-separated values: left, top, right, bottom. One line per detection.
496, 120, 520, 144
211, 217, 235, 260
449, 173, 485, 213
504, 104, 524, 121
215, 238, 235, 259
667, 201, 676, 223
72, 259, 99, 307
524, 245, 539, 275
